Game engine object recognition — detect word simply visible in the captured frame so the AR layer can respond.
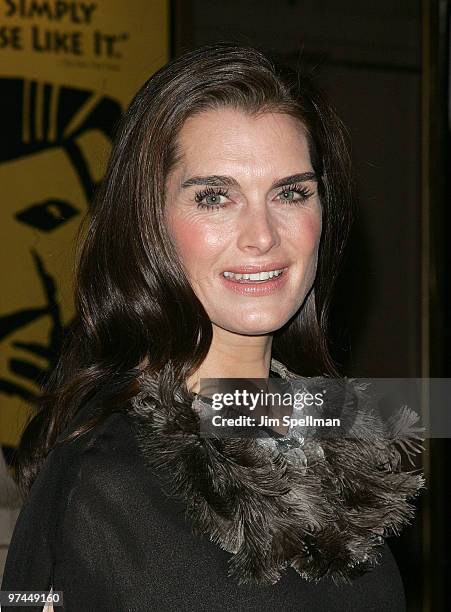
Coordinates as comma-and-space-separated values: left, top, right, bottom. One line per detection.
3, 1, 98, 23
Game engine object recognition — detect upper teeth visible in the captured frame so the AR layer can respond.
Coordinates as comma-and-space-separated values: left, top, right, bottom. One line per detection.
223, 269, 284, 280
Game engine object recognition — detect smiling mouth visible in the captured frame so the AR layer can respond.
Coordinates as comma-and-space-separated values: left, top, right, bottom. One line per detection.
222, 268, 288, 283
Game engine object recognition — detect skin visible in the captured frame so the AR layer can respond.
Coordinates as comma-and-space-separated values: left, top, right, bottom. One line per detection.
163, 107, 323, 392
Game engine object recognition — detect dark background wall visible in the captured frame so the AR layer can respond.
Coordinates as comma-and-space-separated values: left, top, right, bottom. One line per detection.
171, 1, 449, 611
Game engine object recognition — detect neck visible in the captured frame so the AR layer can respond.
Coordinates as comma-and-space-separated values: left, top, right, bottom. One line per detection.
186, 325, 273, 394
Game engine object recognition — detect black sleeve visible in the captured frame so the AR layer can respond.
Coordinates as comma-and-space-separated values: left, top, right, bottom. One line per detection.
52, 420, 168, 612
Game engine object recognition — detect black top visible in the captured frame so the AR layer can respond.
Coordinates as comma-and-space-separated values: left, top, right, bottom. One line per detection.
2, 388, 407, 611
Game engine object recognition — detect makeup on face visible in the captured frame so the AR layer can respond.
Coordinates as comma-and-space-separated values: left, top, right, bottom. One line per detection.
164, 107, 322, 336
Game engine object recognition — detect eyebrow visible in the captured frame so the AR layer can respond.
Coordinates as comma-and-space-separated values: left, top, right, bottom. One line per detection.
180, 172, 317, 190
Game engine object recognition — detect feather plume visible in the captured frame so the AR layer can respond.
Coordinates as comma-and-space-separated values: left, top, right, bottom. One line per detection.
126, 358, 425, 585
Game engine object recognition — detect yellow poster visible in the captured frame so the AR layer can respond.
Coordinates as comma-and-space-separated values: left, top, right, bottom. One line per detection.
0, 1, 169, 450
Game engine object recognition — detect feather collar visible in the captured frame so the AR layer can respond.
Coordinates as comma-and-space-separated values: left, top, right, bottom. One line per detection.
126, 357, 425, 586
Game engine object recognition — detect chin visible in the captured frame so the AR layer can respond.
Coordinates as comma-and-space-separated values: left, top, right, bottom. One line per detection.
217, 313, 293, 336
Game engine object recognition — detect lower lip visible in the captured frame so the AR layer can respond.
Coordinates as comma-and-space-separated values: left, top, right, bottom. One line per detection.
220, 268, 289, 296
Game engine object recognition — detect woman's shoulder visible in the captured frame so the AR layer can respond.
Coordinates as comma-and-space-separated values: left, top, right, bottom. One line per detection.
12, 410, 143, 526
47, 409, 145, 494
1, 408, 149, 593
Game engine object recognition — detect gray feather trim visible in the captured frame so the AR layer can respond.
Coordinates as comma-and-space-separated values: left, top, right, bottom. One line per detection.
126, 358, 425, 586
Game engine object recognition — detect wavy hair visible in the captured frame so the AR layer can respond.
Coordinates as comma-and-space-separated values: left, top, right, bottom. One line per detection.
13, 42, 354, 495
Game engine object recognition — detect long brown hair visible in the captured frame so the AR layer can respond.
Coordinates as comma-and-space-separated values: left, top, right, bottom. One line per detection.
13, 42, 354, 496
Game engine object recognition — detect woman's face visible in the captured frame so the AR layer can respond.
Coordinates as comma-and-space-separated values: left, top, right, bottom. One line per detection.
164, 107, 322, 336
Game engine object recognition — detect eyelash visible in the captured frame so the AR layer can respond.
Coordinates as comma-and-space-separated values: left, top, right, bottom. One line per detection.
194, 183, 314, 210
194, 186, 230, 209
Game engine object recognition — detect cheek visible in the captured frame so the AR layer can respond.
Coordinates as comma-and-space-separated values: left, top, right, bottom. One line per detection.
291, 211, 322, 256
166, 213, 225, 271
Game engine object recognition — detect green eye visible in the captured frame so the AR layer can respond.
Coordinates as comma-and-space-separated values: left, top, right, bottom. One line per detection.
281, 190, 295, 200
205, 193, 223, 205
277, 184, 313, 204
195, 187, 230, 210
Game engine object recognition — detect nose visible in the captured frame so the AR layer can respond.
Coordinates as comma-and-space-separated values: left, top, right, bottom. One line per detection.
236, 206, 280, 254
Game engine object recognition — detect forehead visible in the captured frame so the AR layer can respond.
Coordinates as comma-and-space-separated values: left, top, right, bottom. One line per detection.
174, 107, 311, 172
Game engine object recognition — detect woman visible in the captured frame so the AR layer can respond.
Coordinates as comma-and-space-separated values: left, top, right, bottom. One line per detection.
2, 43, 424, 611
